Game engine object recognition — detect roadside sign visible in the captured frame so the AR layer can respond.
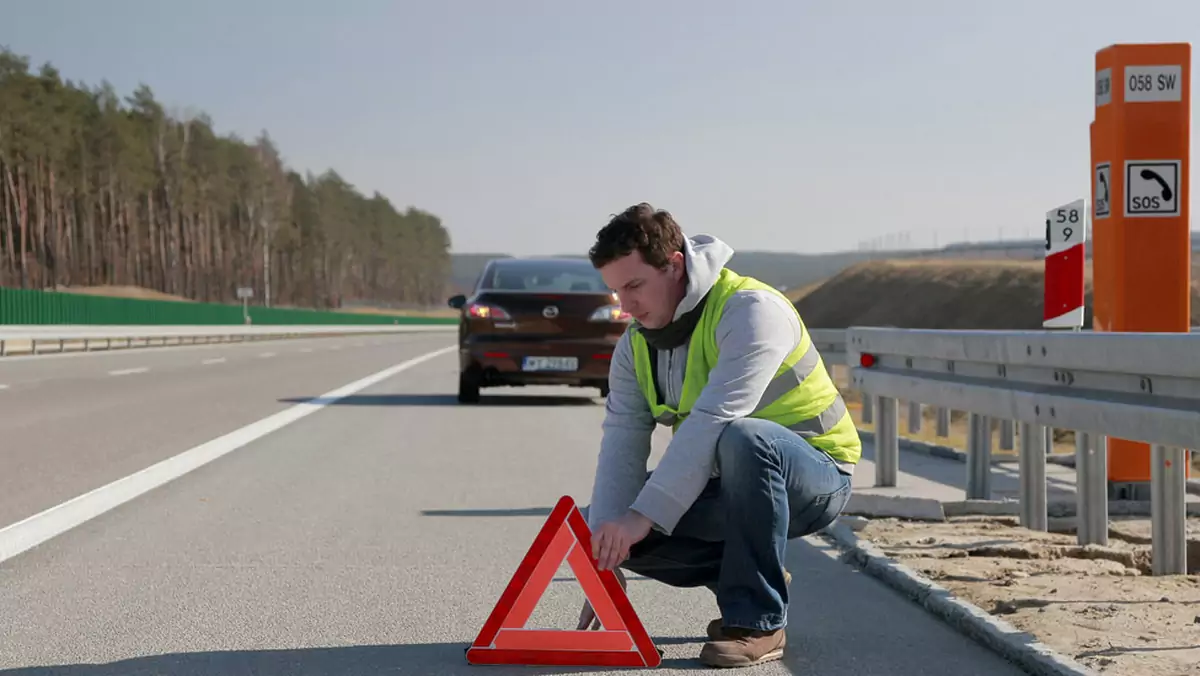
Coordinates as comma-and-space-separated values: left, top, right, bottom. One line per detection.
1124, 160, 1180, 217
1043, 198, 1087, 329
1093, 163, 1111, 218
1090, 43, 1192, 484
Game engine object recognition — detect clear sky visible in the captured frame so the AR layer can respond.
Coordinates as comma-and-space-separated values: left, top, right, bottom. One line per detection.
2, 1, 1196, 256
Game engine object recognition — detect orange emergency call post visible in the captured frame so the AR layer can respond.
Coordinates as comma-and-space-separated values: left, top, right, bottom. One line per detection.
1090, 43, 1192, 490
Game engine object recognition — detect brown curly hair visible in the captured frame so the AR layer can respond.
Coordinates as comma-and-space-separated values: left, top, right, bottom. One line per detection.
588, 202, 685, 269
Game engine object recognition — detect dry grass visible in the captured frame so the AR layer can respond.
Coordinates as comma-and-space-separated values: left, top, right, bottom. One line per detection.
829, 364, 1073, 458
783, 280, 826, 303
55, 285, 195, 303
794, 258, 1200, 329
336, 306, 458, 319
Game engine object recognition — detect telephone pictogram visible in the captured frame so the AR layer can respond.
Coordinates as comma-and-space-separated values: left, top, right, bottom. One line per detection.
1139, 169, 1173, 201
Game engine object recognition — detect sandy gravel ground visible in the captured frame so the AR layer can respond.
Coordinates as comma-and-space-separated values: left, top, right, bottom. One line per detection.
853, 515, 1200, 675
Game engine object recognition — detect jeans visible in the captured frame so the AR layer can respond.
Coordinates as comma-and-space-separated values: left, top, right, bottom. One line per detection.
609, 417, 852, 632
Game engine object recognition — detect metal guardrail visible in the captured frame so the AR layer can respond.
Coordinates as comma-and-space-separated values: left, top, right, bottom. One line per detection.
827, 326, 1199, 576
0, 324, 455, 356
808, 329, 849, 365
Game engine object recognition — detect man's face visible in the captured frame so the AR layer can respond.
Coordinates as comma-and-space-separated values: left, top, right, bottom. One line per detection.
598, 250, 686, 329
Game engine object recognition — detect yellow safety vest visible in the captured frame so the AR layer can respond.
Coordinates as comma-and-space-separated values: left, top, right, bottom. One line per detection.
629, 268, 861, 465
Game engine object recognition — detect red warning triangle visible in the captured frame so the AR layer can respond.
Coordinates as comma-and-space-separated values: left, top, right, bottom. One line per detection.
465, 495, 662, 668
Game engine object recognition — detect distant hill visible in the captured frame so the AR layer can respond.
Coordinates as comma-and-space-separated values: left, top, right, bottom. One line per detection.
446, 249, 877, 296
446, 234, 1200, 300
444, 241, 1042, 298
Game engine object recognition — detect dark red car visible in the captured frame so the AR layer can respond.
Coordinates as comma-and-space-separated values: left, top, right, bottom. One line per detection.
448, 257, 630, 403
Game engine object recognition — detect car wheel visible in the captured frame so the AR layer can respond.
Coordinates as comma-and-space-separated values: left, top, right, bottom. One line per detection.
458, 370, 481, 403
598, 381, 610, 398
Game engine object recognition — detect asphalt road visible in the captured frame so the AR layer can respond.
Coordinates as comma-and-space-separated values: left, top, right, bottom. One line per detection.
0, 337, 1031, 675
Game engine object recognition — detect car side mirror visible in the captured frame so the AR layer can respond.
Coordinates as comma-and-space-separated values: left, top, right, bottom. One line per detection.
448, 294, 467, 309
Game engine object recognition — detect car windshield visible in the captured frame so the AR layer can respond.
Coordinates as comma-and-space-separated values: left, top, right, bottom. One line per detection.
481, 260, 609, 293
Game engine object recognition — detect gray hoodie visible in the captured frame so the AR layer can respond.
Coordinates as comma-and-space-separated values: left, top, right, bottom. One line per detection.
586, 233, 851, 535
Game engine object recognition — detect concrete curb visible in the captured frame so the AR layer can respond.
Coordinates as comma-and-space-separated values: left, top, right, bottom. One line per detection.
819, 520, 1098, 676
858, 429, 1200, 497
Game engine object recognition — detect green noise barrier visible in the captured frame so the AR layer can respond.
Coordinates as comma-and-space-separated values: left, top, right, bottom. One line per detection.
0, 287, 457, 326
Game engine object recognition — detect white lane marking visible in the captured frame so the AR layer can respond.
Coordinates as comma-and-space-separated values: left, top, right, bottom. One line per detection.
0, 384, 9, 391
329, 346, 342, 351
202, 358, 227, 365
299, 348, 314, 353
0, 344, 455, 564
259, 352, 276, 358
108, 367, 149, 376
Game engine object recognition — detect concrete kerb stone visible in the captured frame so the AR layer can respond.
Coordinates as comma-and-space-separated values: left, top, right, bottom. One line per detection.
818, 520, 1098, 676
858, 428, 1200, 498
844, 493, 947, 522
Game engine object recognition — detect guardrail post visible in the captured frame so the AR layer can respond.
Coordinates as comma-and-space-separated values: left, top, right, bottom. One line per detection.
875, 395, 898, 487
999, 420, 1015, 450
935, 407, 950, 437
907, 401, 922, 433
1151, 444, 1188, 575
861, 396, 873, 424
1076, 431, 1109, 546
1018, 422, 1048, 531
966, 414, 991, 499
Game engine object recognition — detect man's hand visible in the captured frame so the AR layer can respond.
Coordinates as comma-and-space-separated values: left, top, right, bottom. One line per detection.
591, 510, 653, 571
575, 511, 652, 631
576, 567, 627, 630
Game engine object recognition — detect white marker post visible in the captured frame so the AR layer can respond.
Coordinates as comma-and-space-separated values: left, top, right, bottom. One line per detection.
238, 287, 254, 325
1021, 198, 1088, 531
1043, 198, 1087, 329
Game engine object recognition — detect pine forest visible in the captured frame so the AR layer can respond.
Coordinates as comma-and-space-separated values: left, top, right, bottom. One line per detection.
0, 47, 452, 310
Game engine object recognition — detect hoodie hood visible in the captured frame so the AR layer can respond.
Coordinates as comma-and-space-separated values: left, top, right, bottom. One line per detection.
631, 233, 735, 351
672, 233, 735, 321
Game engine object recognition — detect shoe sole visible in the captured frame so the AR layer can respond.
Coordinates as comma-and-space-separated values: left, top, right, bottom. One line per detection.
701, 647, 786, 668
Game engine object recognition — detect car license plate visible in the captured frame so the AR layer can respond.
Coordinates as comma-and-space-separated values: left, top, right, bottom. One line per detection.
522, 356, 578, 372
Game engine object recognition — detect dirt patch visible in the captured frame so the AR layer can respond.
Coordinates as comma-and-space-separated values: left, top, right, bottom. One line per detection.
854, 516, 1200, 675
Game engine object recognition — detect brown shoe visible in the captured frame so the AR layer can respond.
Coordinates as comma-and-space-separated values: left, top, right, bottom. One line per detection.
700, 627, 787, 668
705, 569, 791, 641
